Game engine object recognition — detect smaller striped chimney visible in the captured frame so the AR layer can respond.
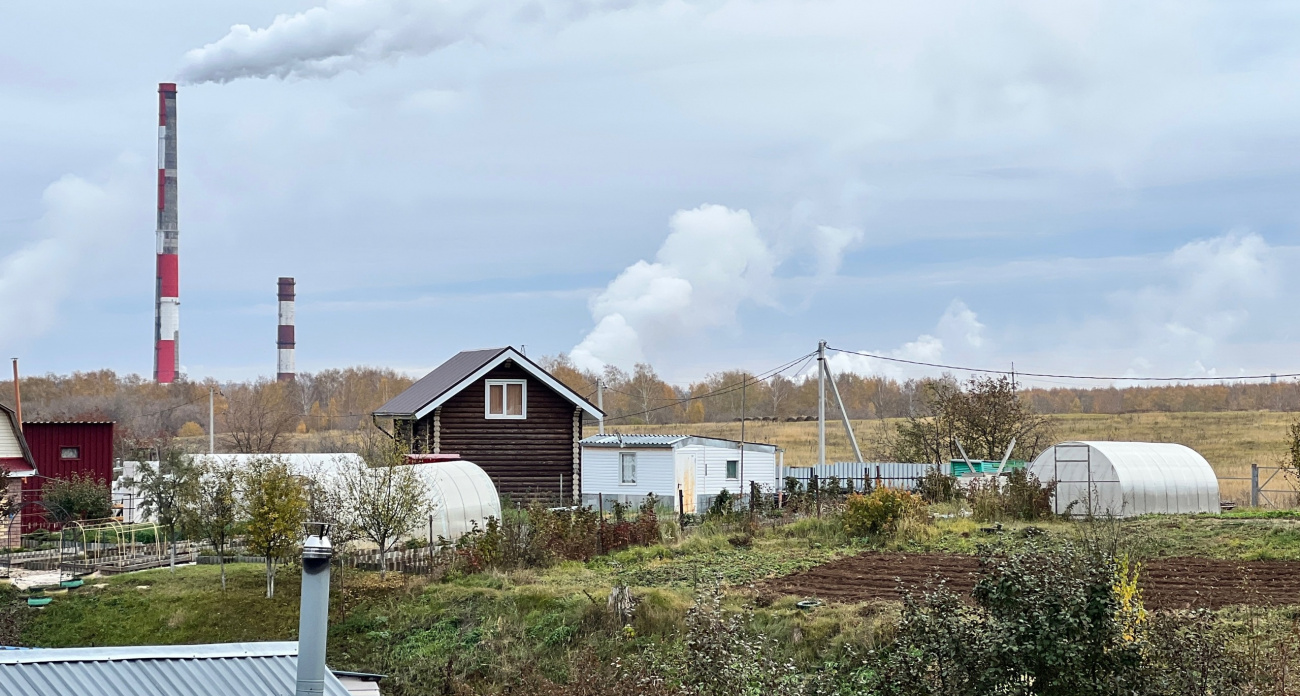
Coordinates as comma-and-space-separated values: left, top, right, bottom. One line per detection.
277, 277, 296, 382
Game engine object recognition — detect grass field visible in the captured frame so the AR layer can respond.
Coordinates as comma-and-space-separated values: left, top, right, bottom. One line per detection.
610, 411, 1300, 503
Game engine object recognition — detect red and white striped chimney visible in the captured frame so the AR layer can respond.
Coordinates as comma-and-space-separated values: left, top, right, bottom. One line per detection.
153, 83, 180, 384
277, 277, 296, 382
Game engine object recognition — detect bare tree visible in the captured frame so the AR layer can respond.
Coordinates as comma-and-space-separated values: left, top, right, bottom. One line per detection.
769, 374, 796, 419
338, 434, 430, 579
302, 456, 362, 587
124, 446, 197, 572
184, 457, 240, 590
222, 379, 299, 453
893, 375, 1053, 464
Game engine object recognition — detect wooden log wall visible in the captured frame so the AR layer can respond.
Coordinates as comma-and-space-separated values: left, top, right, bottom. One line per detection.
419, 361, 580, 502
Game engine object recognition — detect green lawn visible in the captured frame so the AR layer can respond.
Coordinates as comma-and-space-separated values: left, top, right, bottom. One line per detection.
15, 508, 1300, 694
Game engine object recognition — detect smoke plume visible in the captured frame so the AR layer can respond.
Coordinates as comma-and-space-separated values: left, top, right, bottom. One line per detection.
826, 299, 986, 381
0, 163, 142, 352
570, 204, 863, 371
179, 0, 665, 84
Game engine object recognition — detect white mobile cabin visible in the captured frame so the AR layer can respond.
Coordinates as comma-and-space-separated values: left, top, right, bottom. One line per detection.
580, 434, 781, 513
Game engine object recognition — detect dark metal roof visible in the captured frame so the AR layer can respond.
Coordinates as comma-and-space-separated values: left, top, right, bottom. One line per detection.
373, 346, 603, 418
373, 347, 506, 416
0, 642, 353, 696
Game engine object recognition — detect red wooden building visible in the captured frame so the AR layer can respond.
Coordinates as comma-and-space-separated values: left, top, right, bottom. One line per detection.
19, 421, 115, 534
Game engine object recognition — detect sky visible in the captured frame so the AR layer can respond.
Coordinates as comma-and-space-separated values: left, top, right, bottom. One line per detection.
3, 0, 1300, 388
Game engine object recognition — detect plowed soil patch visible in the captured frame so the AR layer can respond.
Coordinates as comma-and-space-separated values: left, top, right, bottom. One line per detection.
762, 554, 1300, 609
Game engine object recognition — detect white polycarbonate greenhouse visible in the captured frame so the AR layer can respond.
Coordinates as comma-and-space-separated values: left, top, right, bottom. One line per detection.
409, 459, 502, 543
1028, 441, 1220, 517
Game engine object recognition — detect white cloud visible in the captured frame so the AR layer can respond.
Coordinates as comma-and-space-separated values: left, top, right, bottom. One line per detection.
178, 0, 670, 84
571, 204, 776, 371
937, 299, 985, 350
1107, 230, 1278, 376
811, 225, 864, 277
826, 299, 983, 381
0, 160, 143, 351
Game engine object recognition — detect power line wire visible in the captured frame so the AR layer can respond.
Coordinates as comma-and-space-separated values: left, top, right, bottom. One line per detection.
826, 346, 1300, 383
602, 352, 815, 424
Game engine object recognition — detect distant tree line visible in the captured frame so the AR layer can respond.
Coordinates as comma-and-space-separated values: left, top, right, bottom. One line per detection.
539, 354, 1300, 427
4, 360, 1300, 457
0, 367, 412, 458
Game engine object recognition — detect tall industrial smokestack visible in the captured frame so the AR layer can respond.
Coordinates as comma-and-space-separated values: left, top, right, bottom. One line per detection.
295, 524, 332, 696
277, 277, 296, 382
153, 83, 180, 384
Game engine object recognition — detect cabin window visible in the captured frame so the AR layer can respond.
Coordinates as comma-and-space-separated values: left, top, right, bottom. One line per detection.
620, 452, 637, 484
485, 380, 526, 419
725, 459, 739, 480
60, 447, 80, 460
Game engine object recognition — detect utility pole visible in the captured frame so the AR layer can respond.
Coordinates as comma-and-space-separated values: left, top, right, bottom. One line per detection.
208, 387, 215, 454
817, 340, 826, 468
823, 357, 864, 463
739, 372, 746, 491
597, 378, 605, 435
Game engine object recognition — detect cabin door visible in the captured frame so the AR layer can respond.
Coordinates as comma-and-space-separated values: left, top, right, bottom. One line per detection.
679, 454, 697, 513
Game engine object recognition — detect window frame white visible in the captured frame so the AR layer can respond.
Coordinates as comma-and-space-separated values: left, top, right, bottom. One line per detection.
484, 379, 528, 419
725, 459, 739, 480
620, 451, 637, 485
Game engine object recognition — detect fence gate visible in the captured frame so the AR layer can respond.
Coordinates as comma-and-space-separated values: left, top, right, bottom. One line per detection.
1220, 464, 1297, 509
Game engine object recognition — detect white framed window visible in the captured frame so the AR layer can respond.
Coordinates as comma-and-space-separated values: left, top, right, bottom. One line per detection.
725, 459, 739, 480
620, 452, 637, 484
485, 380, 527, 419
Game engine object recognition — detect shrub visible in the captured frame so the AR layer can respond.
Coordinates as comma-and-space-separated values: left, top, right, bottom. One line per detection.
40, 473, 112, 523
842, 488, 927, 538
969, 469, 1056, 522
1001, 468, 1055, 520
447, 497, 663, 574
177, 421, 205, 438
708, 489, 736, 519
915, 469, 961, 504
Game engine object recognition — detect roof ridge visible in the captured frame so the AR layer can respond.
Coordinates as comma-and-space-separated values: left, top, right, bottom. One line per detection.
0, 641, 299, 665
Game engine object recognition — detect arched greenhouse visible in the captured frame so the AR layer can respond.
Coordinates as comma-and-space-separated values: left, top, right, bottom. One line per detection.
1027, 441, 1220, 517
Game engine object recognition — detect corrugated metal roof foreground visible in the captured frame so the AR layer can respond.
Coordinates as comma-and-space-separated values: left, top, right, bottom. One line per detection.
0, 642, 353, 696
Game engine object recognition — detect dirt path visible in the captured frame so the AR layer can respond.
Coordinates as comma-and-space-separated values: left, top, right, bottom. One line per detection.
762, 553, 1300, 609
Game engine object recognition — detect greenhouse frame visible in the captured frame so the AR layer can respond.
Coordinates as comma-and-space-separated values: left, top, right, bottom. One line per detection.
1028, 441, 1220, 517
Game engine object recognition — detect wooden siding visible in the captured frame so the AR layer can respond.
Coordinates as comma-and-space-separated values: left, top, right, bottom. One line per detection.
0, 416, 25, 460
20, 422, 115, 533
580, 447, 676, 505
679, 444, 777, 508
412, 362, 579, 501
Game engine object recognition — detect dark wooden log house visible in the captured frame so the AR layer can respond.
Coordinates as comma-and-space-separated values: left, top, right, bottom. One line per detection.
372, 347, 603, 502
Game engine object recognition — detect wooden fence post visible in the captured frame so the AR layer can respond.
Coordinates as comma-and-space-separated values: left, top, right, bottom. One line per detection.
812, 472, 820, 518
1251, 463, 1260, 508
678, 489, 685, 532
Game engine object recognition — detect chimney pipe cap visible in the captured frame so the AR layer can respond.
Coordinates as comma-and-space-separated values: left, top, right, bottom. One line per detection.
302, 523, 333, 561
